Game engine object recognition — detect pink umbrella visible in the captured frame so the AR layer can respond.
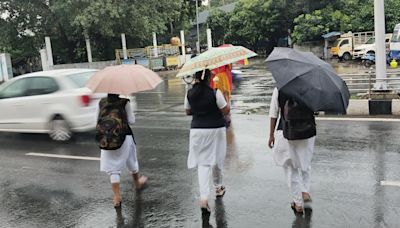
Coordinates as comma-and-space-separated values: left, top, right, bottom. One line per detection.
86, 64, 163, 95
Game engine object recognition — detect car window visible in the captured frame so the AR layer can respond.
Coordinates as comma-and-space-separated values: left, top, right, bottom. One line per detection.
340, 39, 349, 46
26, 77, 59, 96
365, 38, 375, 44
0, 78, 29, 99
66, 71, 96, 88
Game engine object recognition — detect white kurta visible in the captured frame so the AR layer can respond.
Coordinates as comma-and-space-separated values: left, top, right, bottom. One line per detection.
185, 90, 227, 169
97, 101, 139, 173
269, 88, 315, 171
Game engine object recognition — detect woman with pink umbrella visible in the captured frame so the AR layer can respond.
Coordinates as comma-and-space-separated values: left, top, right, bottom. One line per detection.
86, 64, 162, 209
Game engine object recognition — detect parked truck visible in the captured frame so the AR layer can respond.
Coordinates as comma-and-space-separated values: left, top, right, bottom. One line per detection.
331, 31, 374, 61
353, 34, 392, 59
389, 23, 400, 61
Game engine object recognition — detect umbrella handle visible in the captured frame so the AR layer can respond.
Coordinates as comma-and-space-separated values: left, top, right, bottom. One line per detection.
183, 75, 194, 84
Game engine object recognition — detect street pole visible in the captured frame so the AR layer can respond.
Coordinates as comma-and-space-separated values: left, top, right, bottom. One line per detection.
180, 30, 186, 64
45, 36, 54, 67
85, 33, 92, 63
207, 28, 212, 50
121, 33, 128, 60
153, 32, 158, 58
374, 0, 387, 90
196, 0, 200, 53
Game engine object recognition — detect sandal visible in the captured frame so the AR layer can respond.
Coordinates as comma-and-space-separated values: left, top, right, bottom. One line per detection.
215, 186, 226, 197
201, 206, 212, 228
291, 202, 304, 214
113, 196, 122, 209
302, 192, 313, 213
114, 201, 122, 209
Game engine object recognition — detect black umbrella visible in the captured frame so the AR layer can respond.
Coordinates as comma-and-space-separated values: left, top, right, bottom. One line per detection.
266, 47, 350, 114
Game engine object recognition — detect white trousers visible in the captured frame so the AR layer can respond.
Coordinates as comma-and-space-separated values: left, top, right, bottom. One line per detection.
283, 164, 311, 206
198, 165, 223, 200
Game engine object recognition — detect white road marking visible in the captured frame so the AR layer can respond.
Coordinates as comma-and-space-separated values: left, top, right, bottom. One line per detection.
317, 117, 400, 122
380, 181, 400, 187
26, 152, 100, 161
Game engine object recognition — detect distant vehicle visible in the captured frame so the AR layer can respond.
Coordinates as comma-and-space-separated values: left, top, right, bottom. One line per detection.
389, 23, 400, 61
353, 34, 392, 59
331, 31, 374, 61
0, 69, 102, 141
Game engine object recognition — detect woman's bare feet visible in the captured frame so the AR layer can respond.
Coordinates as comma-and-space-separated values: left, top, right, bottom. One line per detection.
291, 202, 303, 214
200, 199, 210, 211
113, 195, 122, 208
302, 192, 312, 202
133, 174, 148, 190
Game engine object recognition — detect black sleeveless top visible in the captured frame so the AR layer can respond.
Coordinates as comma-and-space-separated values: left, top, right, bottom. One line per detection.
187, 84, 226, 129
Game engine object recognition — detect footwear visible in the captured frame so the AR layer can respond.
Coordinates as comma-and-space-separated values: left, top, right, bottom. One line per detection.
291, 202, 304, 214
215, 186, 226, 197
201, 206, 211, 228
302, 192, 313, 213
114, 201, 122, 209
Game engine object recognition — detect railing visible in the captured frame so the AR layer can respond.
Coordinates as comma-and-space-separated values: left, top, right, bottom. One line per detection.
341, 70, 400, 98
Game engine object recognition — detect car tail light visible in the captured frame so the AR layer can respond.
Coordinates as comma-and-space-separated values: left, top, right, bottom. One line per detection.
80, 95, 91, 107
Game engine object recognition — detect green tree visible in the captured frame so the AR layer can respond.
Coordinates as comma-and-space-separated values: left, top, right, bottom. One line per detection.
206, 9, 231, 45
292, 0, 400, 43
0, 0, 195, 67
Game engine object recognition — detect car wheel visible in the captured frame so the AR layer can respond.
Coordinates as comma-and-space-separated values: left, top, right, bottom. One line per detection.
343, 52, 352, 61
49, 116, 72, 141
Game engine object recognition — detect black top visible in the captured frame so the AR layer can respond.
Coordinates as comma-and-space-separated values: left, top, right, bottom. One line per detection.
187, 84, 225, 129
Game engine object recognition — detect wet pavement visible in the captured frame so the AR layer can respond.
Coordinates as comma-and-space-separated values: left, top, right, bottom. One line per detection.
1, 60, 400, 228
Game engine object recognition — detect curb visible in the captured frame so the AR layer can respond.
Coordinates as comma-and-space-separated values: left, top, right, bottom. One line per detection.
346, 99, 400, 115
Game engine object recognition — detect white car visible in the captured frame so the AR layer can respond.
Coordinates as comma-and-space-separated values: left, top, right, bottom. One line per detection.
0, 69, 103, 141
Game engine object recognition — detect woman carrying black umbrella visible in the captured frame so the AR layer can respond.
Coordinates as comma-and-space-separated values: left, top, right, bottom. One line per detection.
268, 87, 316, 214
184, 69, 230, 216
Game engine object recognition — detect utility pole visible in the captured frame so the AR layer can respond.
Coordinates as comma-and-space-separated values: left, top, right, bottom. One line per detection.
196, 0, 200, 53
374, 0, 387, 90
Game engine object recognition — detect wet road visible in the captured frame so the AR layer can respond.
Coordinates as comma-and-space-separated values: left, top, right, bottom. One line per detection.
1, 60, 400, 228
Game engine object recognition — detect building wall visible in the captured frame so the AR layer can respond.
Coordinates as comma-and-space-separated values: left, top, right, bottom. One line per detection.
50, 60, 116, 70
293, 41, 325, 59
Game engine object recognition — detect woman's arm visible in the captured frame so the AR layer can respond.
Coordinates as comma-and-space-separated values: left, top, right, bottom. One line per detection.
215, 90, 230, 115
268, 88, 279, 149
125, 101, 135, 124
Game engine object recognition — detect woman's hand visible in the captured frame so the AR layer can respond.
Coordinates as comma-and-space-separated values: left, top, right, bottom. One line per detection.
268, 135, 275, 149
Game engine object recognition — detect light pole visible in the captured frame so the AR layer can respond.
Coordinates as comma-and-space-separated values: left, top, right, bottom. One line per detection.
195, 0, 200, 53
374, 0, 387, 90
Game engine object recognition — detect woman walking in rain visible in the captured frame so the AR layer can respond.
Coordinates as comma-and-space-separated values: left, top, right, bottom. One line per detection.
184, 69, 230, 216
96, 94, 147, 209
268, 87, 316, 214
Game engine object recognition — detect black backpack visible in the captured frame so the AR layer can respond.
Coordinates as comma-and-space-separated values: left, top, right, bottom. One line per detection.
281, 96, 316, 140
95, 98, 129, 150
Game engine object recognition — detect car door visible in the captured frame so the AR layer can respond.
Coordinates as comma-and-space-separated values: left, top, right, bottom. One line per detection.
20, 77, 60, 131
0, 78, 30, 131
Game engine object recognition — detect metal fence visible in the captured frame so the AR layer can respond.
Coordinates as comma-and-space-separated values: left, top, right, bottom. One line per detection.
341, 70, 400, 98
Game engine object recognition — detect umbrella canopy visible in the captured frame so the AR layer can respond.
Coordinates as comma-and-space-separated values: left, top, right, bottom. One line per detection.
86, 64, 162, 95
266, 47, 350, 114
176, 46, 257, 77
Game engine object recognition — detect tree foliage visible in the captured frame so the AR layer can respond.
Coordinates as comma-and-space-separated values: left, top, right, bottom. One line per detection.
1, 0, 400, 71
292, 0, 400, 43
0, 0, 195, 68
